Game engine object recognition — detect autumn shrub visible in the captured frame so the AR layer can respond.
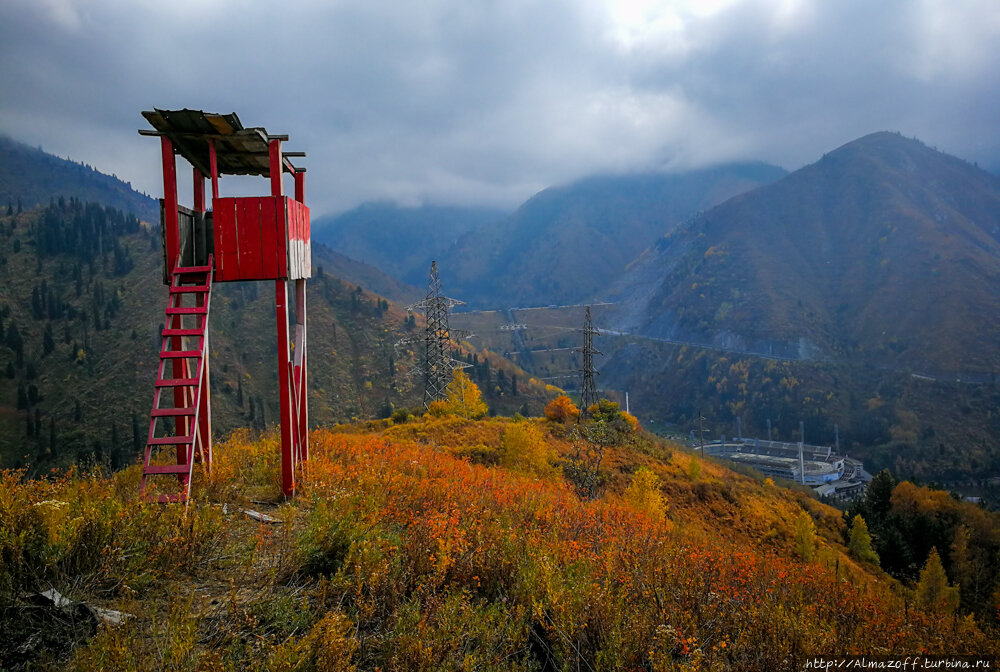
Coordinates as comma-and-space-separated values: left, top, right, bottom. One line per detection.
3, 424, 996, 670
499, 422, 558, 478
297, 496, 357, 578
544, 395, 579, 423
263, 610, 358, 672
443, 370, 488, 419
623, 467, 666, 522
426, 400, 449, 417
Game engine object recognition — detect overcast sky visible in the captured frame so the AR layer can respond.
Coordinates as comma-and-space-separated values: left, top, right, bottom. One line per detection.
1, 0, 998, 216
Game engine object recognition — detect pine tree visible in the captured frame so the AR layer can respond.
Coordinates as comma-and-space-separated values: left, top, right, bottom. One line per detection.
848, 514, 880, 564
43, 323, 55, 356
915, 547, 959, 615
132, 414, 142, 455
949, 525, 975, 613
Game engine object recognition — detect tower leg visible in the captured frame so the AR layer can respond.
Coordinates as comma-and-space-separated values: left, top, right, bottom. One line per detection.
275, 280, 294, 496
294, 279, 308, 465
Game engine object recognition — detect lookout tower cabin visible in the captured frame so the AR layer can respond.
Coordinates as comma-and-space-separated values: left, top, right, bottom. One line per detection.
138, 108, 311, 503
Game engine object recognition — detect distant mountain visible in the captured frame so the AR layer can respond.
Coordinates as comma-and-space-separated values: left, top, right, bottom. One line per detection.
440, 164, 787, 309
600, 132, 1000, 480
608, 132, 1000, 373
312, 202, 506, 286
314, 242, 423, 307
0, 136, 157, 222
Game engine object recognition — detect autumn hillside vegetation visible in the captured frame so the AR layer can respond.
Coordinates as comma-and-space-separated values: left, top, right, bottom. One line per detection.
2, 397, 998, 670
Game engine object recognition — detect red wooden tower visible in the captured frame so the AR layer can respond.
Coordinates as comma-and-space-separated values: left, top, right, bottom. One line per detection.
138, 109, 310, 502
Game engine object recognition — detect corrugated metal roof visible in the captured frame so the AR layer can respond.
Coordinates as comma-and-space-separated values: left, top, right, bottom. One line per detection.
140, 108, 304, 177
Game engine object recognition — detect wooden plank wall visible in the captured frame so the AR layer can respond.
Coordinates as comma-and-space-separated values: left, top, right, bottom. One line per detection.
212, 196, 311, 281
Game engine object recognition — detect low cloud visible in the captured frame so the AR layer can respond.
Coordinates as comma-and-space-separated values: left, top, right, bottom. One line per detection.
1, 0, 997, 215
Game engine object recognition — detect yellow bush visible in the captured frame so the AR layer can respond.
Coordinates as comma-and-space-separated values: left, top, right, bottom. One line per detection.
499, 423, 558, 478
624, 467, 666, 522
444, 370, 488, 419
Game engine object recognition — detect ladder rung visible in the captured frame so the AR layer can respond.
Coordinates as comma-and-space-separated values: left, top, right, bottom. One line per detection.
151, 407, 196, 417
165, 306, 207, 315
148, 435, 195, 446
160, 350, 203, 359
162, 328, 204, 337
144, 464, 191, 475
156, 378, 199, 387
169, 285, 210, 294
174, 264, 213, 274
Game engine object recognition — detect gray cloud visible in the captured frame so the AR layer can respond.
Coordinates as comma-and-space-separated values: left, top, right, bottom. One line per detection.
1, 0, 998, 215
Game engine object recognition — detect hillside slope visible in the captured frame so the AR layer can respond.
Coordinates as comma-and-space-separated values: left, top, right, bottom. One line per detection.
0, 136, 157, 222
441, 163, 787, 308
1, 416, 996, 670
0, 201, 547, 472
608, 132, 1000, 373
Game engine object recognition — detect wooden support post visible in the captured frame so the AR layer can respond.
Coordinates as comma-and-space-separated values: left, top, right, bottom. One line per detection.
193, 167, 205, 213
275, 280, 294, 496
208, 140, 220, 202
269, 139, 283, 197
270, 137, 295, 495
294, 171, 305, 203
161, 136, 179, 278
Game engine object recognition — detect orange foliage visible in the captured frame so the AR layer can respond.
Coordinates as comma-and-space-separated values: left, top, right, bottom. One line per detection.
544, 394, 580, 423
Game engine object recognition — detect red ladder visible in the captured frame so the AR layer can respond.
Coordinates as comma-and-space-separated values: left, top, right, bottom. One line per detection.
140, 255, 214, 504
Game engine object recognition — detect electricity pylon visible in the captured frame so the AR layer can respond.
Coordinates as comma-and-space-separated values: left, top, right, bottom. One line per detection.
407, 261, 468, 406
576, 305, 602, 412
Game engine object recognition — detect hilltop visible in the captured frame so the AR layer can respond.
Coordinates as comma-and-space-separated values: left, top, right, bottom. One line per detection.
2, 409, 997, 670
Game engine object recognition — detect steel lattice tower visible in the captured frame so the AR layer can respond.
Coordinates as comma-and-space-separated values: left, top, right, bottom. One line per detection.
577, 306, 602, 411
410, 261, 466, 406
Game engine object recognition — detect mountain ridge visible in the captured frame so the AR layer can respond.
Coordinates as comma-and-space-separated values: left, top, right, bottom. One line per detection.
441, 162, 788, 308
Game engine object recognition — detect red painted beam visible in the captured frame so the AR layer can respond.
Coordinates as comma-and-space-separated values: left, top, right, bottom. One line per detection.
161, 136, 179, 277
269, 139, 283, 197
209, 139, 220, 202
294, 171, 305, 204
193, 167, 205, 213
